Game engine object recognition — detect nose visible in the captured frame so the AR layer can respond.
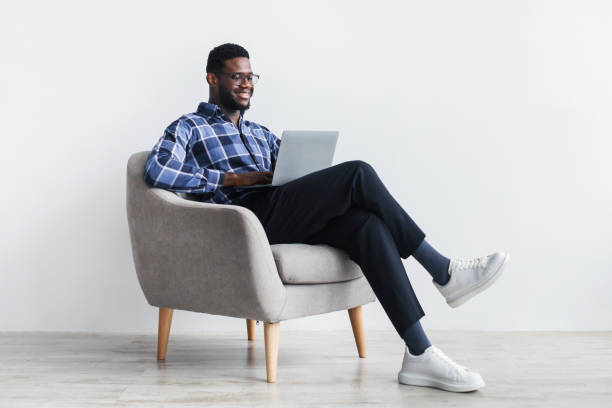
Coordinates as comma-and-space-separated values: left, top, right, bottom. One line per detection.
238, 82, 252, 92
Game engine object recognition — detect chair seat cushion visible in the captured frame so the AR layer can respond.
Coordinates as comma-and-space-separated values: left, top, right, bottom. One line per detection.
270, 244, 363, 284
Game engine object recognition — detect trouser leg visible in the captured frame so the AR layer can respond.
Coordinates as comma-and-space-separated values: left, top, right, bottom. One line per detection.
240, 160, 426, 258
304, 208, 425, 337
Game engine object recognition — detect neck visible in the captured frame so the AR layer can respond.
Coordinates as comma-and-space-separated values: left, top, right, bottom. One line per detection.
208, 97, 241, 126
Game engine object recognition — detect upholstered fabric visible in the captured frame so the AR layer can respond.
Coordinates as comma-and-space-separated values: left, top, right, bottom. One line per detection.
278, 277, 375, 321
271, 244, 363, 284
126, 151, 375, 322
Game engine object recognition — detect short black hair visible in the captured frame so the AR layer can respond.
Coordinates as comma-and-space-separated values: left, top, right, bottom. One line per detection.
206, 43, 250, 73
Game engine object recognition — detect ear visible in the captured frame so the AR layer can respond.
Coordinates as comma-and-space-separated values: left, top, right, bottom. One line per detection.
206, 72, 217, 86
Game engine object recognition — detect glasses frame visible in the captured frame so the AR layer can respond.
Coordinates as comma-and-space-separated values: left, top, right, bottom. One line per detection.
215, 71, 260, 85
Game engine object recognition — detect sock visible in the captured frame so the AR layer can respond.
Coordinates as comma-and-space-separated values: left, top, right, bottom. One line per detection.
412, 239, 451, 285
403, 319, 432, 356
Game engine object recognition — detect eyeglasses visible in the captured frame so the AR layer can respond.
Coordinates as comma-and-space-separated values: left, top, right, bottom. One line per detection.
215, 72, 260, 85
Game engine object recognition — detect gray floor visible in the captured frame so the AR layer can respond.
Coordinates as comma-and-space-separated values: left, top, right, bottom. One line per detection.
1, 330, 611, 407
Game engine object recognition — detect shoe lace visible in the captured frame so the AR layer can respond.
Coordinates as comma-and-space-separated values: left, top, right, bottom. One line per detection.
431, 346, 467, 372
455, 256, 487, 271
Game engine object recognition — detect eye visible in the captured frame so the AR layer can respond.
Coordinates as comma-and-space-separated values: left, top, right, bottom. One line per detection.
231, 74, 241, 80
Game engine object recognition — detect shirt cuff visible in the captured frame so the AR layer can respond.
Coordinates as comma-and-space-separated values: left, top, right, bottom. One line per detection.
205, 169, 225, 192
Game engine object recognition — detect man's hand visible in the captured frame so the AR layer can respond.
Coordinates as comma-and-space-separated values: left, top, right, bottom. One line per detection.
223, 171, 273, 187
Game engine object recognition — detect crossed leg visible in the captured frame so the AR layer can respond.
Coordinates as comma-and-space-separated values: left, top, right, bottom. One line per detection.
234, 159, 491, 392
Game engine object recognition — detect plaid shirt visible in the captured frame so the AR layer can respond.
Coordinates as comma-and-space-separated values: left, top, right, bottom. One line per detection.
144, 102, 281, 204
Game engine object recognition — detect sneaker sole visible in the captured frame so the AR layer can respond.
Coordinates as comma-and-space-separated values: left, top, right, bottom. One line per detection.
447, 253, 510, 308
398, 371, 485, 392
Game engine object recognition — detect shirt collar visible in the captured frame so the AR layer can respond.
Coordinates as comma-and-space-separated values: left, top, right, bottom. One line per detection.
197, 102, 245, 123
197, 102, 221, 117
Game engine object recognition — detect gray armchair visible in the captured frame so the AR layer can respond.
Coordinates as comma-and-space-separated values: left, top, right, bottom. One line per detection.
126, 151, 376, 382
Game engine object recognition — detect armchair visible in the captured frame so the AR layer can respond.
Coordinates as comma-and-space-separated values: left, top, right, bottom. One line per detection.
126, 151, 376, 382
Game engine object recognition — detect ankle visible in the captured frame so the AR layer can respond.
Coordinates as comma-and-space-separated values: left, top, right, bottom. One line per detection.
434, 266, 451, 285
403, 320, 431, 356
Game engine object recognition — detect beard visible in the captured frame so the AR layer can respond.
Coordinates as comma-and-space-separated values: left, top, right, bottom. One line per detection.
218, 83, 251, 112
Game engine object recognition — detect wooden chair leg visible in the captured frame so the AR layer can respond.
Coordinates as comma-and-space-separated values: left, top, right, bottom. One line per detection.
264, 321, 280, 383
348, 306, 367, 358
157, 307, 173, 360
246, 319, 256, 341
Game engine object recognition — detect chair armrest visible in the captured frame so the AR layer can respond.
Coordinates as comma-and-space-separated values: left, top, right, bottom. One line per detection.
127, 185, 287, 322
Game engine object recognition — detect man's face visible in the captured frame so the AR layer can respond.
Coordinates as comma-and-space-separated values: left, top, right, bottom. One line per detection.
215, 57, 254, 111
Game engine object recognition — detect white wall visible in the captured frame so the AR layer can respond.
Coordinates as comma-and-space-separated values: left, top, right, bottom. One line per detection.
1, 0, 611, 333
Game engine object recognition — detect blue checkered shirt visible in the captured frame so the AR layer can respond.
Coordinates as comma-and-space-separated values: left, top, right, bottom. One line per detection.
144, 102, 281, 204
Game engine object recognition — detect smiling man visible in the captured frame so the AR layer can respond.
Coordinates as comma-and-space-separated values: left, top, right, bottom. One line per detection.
143, 43, 510, 392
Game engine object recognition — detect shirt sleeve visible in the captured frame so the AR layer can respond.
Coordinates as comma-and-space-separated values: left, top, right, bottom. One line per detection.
143, 119, 225, 193
262, 127, 281, 172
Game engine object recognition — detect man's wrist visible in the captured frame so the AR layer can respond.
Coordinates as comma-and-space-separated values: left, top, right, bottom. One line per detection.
223, 173, 236, 187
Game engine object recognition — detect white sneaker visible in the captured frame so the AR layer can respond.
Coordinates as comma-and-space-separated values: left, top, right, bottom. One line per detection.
434, 252, 510, 308
398, 345, 485, 392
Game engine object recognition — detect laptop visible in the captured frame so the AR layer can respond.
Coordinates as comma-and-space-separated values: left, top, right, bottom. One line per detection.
237, 130, 339, 188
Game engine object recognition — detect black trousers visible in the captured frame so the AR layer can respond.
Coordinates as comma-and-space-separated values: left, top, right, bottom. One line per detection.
232, 160, 427, 337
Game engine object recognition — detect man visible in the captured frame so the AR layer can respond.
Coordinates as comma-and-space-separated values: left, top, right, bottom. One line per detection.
144, 43, 510, 393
